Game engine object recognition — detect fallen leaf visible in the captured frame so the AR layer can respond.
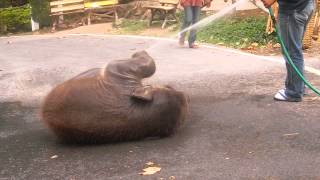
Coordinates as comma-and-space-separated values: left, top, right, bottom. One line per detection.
169, 176, 176, 180
273, 43, 281, 48
139, 166, 161, 175
146, 162, 155, 166
51, 155, 58, 159
283, 133, 299, 136
251, 43, 259, 47
246, 46, 254, 50
267, 44, 273, 48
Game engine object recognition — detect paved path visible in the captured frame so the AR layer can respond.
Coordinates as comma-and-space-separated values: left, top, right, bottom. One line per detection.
0, 35, 320, 179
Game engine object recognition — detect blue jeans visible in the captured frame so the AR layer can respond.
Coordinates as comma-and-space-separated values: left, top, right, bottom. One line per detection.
180, 6, 201, 46
278, 0, 315, 99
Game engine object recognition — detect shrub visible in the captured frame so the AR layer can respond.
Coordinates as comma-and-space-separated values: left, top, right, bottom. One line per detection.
197, 16, 276, 48
0, 5, 31, 33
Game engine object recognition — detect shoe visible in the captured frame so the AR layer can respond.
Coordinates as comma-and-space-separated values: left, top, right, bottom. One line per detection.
274, 89, 302, 102
189, 43, 199, 48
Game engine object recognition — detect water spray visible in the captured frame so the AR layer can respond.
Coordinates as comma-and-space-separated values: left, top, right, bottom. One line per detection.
178, 0, 248, 37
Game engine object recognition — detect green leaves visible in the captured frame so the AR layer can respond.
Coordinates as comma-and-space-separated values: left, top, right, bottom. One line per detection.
0, 5, 31, 34
0, 0, 51, 34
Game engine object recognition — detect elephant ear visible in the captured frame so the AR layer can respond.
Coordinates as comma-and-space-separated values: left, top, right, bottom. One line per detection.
131, 86, 153, 101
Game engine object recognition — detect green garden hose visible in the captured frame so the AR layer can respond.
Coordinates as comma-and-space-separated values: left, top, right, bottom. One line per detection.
268, 7, 320, 96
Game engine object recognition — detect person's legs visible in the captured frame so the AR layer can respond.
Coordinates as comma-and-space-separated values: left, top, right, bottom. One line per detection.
276, 1, 314, 101
179, 6, 193, 45
188, 6, 201, 47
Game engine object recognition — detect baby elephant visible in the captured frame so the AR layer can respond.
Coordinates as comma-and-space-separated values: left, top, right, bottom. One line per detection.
41, 51, 188, 144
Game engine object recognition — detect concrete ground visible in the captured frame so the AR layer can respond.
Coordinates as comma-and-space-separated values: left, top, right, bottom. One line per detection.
0, 35, 320, 180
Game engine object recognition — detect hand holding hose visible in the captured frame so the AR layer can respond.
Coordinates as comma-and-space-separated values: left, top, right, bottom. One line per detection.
202, 0, 212, 8
260, 0, 276, 8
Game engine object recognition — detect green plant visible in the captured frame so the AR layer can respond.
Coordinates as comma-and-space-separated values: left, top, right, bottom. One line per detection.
197, 16, 276, 48
0, 4, 31, 33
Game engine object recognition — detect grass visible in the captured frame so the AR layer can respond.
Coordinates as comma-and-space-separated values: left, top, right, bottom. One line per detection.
118, 19, 147, 34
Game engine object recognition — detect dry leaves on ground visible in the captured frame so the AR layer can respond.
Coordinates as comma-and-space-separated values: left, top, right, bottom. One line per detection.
50, 155, 58, 159
139, 161, 161, 175
139, 166, 161, 175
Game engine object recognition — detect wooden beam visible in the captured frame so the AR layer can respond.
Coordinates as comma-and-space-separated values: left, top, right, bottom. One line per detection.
50, 0, 84, 6
144, 5, 175, 10
51, 4, 84, 13
84, 0, 119, 8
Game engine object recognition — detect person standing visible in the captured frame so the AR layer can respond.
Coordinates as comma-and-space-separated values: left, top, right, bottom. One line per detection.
179, 0, 212, 48
261, 0, 315, 102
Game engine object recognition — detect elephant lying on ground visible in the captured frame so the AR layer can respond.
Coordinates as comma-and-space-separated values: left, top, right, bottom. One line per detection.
41, 51, 188, 144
